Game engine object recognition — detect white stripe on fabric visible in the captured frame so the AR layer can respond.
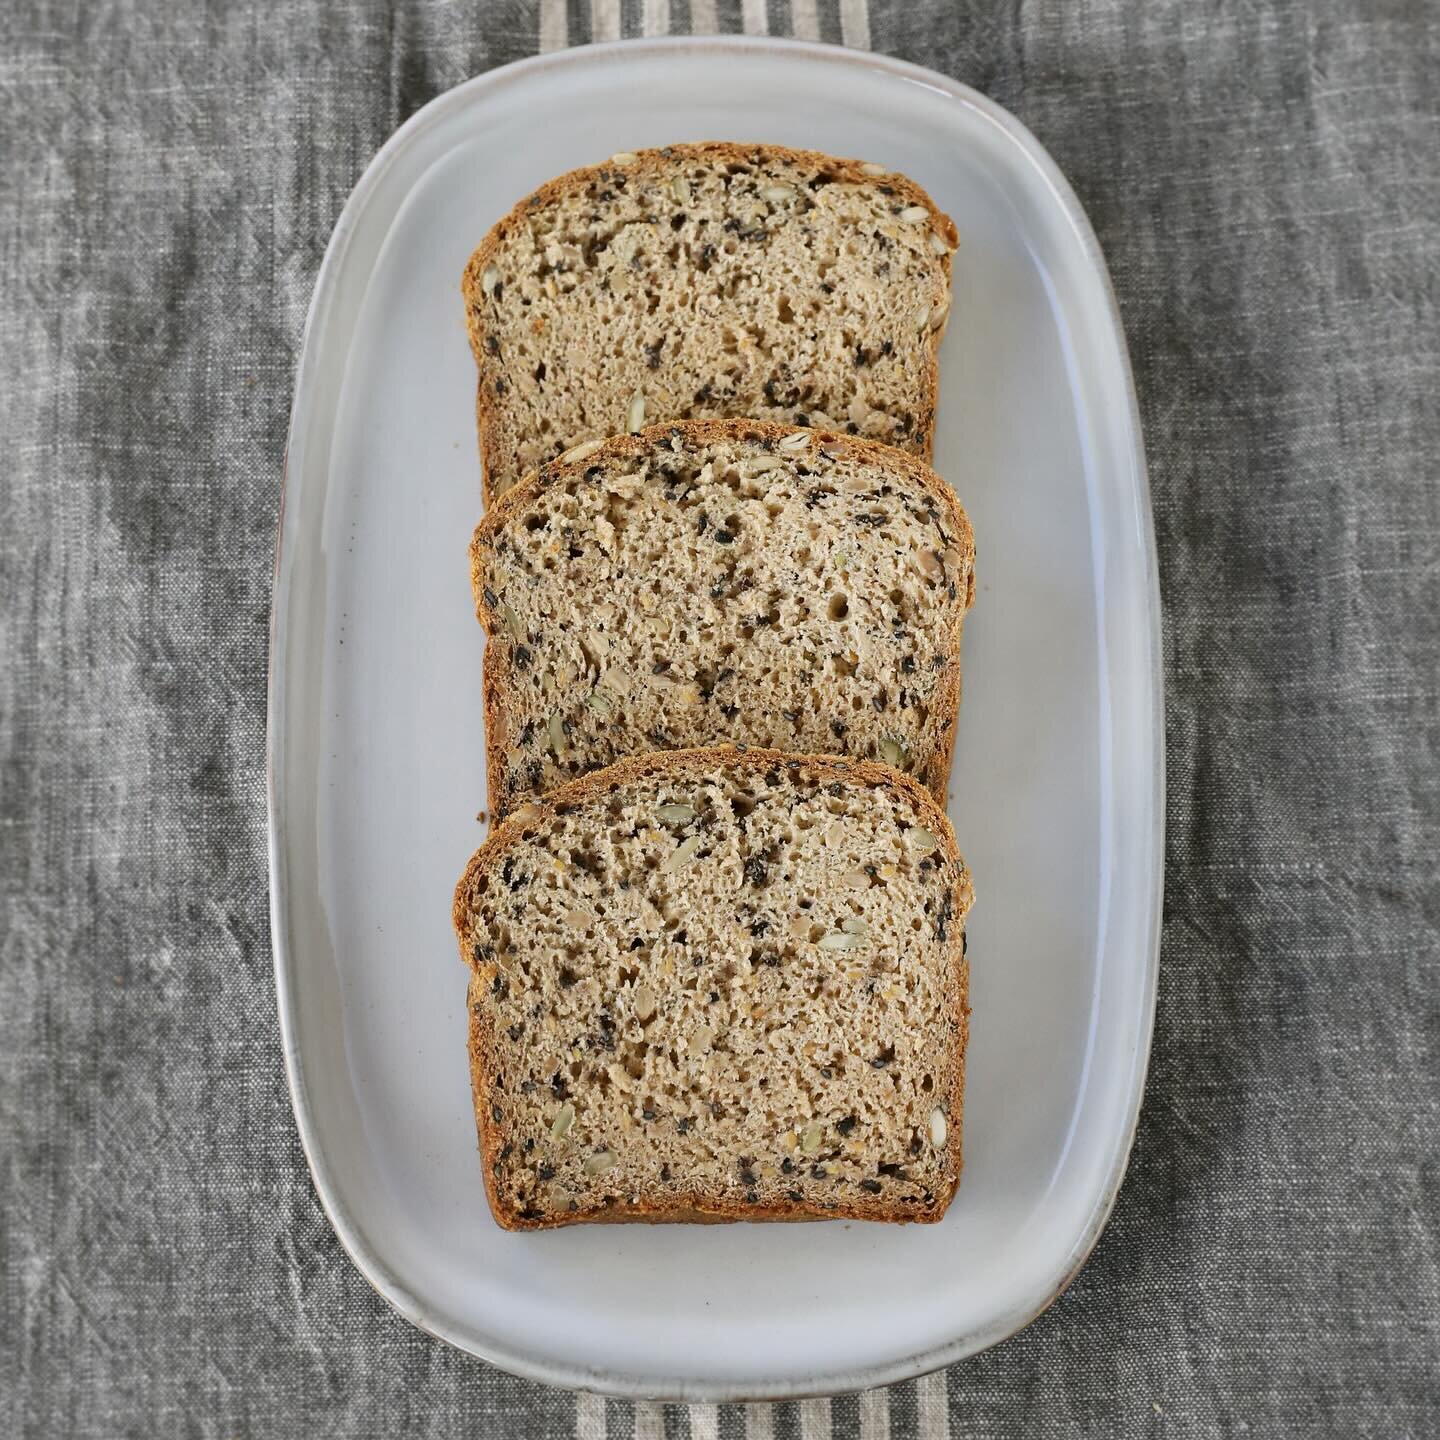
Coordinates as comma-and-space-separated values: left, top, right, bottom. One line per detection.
576, 1391, 608, 1440
839, 0, 871, 49
688, 1404, 719, 1440
634, 1401, 667, 1440
859, 1388, 890, 1440
591, 0, 623, 42
797, 1398, 833, 1440
917, 1371, 950, 1440
539, 0, 569, 51
688, 0, 718, 34
643, 0, 671, 36
741, 0, 769, 36
743, 1403, 776, 1439
789, 0, 821, 40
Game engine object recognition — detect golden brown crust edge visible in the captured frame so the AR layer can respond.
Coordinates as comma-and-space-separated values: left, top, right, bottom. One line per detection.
468, 419, 975, 821
461, 142, 958, 506
480, 645, 510, 826
454, 744, 973, 1229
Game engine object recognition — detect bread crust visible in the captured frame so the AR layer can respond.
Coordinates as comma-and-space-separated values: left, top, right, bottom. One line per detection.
453, 745, 972, 1230
469, 418, 975, 822
462, 142, 958, 505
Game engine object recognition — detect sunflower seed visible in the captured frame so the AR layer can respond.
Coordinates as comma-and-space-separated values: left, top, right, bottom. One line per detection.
778, 430, 812, 451
550, 1102, 575, 1139
905, 826, 939, 854
860, 162, 888, 177
900, 205, 930, 223
929, 1107, 948, 1149
584, 1149, 616, 1174
656, 803, 697, 824
879, 738, 910, 769
626, 392, 646, 433
498, 602, 525, 642
561, 438, 605, 464
662, 833, 703, 872
598, 665, 632, 697
480, 265, 500, 296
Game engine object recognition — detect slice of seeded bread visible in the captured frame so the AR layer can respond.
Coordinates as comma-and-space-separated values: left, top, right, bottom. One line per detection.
471, 419, 975, 820
463, 142, 958, 503
453, 746, 973, 1229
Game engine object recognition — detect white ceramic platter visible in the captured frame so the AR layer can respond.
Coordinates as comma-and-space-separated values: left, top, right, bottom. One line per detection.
269, 36, 1162, 1400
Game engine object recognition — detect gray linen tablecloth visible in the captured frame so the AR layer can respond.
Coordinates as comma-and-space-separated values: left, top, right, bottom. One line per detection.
3, 1, 1437, 1435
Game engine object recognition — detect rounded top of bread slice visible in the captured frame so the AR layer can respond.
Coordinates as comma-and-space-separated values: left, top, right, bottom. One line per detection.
463, 142, 958, 501
470, 419, 975, 818
453, 745, 972, 1228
